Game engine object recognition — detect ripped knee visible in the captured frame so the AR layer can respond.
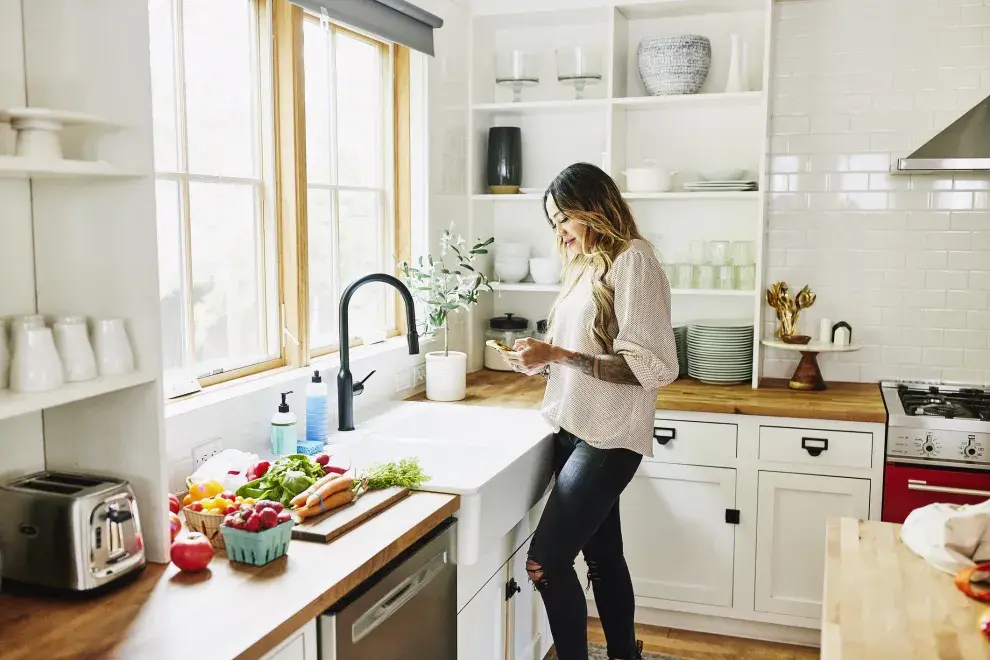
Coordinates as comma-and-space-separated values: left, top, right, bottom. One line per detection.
526, 557, 548, 588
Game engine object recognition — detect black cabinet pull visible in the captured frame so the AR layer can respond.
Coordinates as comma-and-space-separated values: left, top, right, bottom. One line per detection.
725, 509, 740, 524
801, 437, 828, 457
505, 577, 522, 601
654, 427, 676, 446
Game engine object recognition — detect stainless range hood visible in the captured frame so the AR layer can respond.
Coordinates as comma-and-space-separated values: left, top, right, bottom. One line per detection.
896, 93, 990, 173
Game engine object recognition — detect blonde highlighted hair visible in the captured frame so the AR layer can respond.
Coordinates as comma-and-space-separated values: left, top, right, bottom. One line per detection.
543, 163, 644, 349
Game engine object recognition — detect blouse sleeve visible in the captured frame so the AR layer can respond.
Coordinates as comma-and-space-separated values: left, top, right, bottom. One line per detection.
609, 246, 680, 389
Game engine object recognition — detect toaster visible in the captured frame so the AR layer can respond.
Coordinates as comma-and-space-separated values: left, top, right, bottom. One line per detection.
0, 471, 145, 591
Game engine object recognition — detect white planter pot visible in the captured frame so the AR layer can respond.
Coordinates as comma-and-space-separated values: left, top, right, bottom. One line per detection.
425, 351, 467, 402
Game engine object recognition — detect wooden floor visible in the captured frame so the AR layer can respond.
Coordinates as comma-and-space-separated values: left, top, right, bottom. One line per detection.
586, 619, 820, 660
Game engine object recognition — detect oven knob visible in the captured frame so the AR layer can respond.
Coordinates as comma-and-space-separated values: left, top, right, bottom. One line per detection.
924, 443, 934, 453
968, 447, 977, 456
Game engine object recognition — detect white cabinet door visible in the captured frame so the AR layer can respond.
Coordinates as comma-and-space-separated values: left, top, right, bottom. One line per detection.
620, 463, 737, 607
506, 542, 550, 660
262, 619, 317, 660
755, 471, 870, 618
458, 569, 507, 660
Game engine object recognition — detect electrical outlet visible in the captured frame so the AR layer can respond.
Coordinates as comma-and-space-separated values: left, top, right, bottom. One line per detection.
192, 437, 223, 468
395, 369, 412, 392
412, 363, 426, 387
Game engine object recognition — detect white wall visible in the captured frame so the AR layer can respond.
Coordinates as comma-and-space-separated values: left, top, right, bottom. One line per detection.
763, 0, 990, 385
163, 0, 470, 489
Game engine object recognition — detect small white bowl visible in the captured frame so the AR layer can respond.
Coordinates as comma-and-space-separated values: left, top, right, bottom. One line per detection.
529, 258, 560, 285
495, 259, 529, 283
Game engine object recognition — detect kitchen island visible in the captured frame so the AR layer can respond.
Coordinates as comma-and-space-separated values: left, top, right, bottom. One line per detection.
823, 518, 989, 659
0, 492, 458, 660
409, 370, 886, 423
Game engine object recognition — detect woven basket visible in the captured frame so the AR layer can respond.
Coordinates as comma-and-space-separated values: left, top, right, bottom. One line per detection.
637, 35, 711, 96
183, 507, 227, 549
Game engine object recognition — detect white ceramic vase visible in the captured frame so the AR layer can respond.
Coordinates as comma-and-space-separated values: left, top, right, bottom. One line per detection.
725, 34, 747, 93
53, 319, 98, 382
92, 318, 135, 376
425, 351, 467, 402
10, 326, 64, 393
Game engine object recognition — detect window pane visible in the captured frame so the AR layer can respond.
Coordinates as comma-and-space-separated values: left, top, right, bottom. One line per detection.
189, 182, 268, 372
308, 188, 336, 347
182, 0, 257, 177
303, 21, 332, 185
148, 0, 179, 171
155, 180, 187, 372
338, 190, 384, 340
336, 34, 382, 188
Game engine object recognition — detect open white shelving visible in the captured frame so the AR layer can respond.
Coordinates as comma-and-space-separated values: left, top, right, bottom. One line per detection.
0, 156, 141, 179
466, 0, 773, 387
0, 372, 156, 422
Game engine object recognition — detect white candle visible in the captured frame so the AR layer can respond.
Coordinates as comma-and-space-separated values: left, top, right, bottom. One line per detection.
575, 48, 584, 76
512, 50, 523, 79
819, 318, 832, 344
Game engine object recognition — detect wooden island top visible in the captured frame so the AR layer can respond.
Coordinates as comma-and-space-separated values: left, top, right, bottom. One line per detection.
0, 492, 459, 660
409, 370, 887, 424
823, 518, 990, 659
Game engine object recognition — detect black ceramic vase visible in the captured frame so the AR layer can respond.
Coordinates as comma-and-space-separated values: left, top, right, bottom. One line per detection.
486, 127, 522, 194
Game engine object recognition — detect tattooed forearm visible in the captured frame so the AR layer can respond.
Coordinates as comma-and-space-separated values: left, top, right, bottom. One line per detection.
557, 350, 642, 385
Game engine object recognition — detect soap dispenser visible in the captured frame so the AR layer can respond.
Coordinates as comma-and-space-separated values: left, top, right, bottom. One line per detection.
271, 391, 297, 456
301, 369, 328, 455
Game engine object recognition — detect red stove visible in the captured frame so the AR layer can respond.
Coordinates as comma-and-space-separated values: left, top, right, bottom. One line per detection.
881, 381, 990, 523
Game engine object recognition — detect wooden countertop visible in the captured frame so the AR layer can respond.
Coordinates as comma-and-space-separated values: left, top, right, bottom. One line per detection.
409, 370, 887, 424
822, 518, 989, 659
0, 492, 459, 660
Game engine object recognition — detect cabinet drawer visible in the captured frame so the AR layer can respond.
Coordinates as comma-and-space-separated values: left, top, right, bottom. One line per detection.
648, 418, 737, 464
758, 425, 873, 469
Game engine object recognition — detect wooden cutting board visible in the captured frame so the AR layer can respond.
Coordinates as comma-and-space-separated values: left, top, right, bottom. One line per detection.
291, 486, 411, 543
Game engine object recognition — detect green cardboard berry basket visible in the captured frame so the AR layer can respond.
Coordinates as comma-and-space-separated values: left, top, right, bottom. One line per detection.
220, 520, 294, 566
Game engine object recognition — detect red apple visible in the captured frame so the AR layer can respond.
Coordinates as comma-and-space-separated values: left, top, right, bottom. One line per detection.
168, 493, 180, 514
168, 512, 182, 542
170, 532, 213, 573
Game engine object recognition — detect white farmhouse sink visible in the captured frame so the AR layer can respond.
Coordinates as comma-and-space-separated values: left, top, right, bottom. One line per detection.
327, 402, 554, 564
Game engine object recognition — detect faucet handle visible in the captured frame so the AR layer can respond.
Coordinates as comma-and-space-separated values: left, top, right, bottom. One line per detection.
354, 370, 376, 396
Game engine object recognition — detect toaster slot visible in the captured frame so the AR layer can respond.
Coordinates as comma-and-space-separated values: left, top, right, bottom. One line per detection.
44, 474, 107, 488
20, 480, 82, 495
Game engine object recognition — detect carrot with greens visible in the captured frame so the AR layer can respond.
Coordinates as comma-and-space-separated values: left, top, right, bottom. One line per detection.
304, 476, 355, 508
294, 489, 356, 519
290, 473, 341, 508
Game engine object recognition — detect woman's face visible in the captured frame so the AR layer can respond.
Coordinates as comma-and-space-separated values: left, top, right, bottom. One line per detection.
546, 195, 588, 256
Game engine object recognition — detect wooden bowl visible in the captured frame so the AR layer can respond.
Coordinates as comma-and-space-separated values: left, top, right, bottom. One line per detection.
780, 334, 812, 345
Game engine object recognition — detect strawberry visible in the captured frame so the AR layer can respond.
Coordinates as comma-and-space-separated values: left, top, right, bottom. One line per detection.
277, 511, 292, 524
259, 508, 278, 529
244, 512, 262, 532
224, 504, 238, 515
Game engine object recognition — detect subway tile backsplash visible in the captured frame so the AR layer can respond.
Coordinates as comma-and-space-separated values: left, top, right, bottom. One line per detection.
764, 0, 990, 385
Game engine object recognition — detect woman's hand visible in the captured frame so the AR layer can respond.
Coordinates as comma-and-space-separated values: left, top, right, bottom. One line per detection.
503, 337, 558, 370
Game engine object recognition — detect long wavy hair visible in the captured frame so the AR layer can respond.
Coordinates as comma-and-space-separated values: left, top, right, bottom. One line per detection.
543, 162, 644, 349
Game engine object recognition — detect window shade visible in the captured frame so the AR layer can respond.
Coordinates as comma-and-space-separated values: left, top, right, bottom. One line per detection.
289, 0, 443, 55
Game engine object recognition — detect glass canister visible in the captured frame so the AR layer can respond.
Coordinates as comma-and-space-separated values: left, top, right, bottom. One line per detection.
484, 313, 532, 371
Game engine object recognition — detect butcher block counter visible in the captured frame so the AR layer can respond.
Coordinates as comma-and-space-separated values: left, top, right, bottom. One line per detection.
0, 492, 458, 660
823, 518, 989, 659
409, 370, 887, 423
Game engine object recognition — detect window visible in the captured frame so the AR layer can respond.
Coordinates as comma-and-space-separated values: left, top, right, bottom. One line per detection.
302, 16, 396, 354
149, 0, 410, 392
149, 0, 279, 383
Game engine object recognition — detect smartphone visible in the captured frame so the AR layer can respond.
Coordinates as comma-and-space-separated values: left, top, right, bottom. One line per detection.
486, 339, 513, 352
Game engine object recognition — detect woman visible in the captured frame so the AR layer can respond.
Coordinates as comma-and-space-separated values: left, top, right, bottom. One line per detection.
503, 162, 679, 660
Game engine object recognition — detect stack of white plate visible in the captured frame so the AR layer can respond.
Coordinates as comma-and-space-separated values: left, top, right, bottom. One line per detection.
684, 180, 758, 192
673, 325, 688, 377
687, 319, 754, 385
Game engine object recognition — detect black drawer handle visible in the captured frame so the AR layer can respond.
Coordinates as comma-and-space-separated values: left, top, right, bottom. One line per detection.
801, 437, 828, 457
654, 427, 676, 446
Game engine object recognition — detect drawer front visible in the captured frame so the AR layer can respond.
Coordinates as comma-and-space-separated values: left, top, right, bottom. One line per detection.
648, 418, 737, 464
759, 425, 873, 469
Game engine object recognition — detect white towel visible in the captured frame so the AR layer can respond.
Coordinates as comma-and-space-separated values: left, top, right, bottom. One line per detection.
900, 500, 990, 575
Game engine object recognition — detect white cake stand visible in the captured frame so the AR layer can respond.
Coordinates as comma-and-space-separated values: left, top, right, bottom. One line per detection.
761, 340, 861, 391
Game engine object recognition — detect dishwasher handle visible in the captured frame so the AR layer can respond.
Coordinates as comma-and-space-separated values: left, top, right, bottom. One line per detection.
351, 549, 448, 644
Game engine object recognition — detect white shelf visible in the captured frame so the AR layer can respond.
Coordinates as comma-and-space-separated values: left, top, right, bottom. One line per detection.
0, 156, 142, 179
612, 91, 763, 110
473, 191, 759, 201
0, 371, 157, 422
492, 282, 756, 296
471, 92, 763, 116
617, 0, 767, 19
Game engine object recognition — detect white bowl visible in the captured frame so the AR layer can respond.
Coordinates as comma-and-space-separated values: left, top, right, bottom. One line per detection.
495, 259, 529, 283
496, 242, 530, 259
529, 258, 560, 285
699, 168, 746, 182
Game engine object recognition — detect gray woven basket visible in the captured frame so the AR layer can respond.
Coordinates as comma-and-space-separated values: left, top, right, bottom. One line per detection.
637, 35, 711, 96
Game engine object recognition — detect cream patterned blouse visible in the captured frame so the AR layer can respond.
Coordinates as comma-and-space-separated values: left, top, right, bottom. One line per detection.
541, 239, 679, 457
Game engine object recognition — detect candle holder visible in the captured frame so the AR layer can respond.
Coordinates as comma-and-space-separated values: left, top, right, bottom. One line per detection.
495, 50, 539, 103
555, 47, 602, 100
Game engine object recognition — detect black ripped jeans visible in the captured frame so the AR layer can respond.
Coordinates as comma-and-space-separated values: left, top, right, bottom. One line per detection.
527, 430, 644, 660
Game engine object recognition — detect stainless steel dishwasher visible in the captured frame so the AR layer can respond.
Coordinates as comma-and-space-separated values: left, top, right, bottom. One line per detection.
319, 519, 456, 660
